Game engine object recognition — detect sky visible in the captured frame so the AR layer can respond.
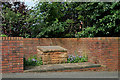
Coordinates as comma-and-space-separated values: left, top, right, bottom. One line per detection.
19, 0, 37, 8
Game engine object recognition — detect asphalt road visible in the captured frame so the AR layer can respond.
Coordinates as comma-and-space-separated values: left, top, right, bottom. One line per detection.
2, 71, 119, 78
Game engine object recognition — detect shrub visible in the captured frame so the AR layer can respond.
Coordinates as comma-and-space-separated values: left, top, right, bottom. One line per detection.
67, 55, 88, 63
67, 51, 88, 63
23, 55, 43, 67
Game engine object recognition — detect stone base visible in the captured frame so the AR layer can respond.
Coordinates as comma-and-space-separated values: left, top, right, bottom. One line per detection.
37, 46, 68, 64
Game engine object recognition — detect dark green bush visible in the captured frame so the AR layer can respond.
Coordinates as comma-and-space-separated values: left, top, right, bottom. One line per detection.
23, 55, 43, 68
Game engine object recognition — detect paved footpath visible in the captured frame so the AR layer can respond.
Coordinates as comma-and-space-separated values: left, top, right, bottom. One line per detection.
2, 71, 119, 78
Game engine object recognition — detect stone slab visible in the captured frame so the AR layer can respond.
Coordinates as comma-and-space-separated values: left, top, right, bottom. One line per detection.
37, 46, 67, 52
24, 62, 101, 73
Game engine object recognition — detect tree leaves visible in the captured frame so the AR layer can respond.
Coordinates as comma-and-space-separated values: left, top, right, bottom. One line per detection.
75, 2, 120, 37
2, 2, 120, 37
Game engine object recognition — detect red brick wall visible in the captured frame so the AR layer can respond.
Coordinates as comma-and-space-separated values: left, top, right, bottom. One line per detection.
23, 38, 119, 71
1, 37, 119, 73
1, 37, 24, 73
23, 38, 79, 58
83, 37, 118, 71
23, 38, 39, 59
118, 37, 120, 71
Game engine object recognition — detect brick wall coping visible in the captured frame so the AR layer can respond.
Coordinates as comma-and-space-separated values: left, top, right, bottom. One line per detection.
0, 37, 23, 40
1, 37, 119, 41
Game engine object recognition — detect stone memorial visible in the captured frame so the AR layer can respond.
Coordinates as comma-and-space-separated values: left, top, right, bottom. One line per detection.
37, 46, 68, 64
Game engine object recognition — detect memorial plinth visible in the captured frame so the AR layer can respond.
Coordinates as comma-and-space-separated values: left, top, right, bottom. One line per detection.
37, 46, 68, 64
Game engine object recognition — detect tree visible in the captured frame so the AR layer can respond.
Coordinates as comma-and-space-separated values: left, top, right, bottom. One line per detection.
30, 2, 81, 38
75, 2, 120, 37
31, 2, 120, 37
1, 2, 120, 38
1, 2, 32, 37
